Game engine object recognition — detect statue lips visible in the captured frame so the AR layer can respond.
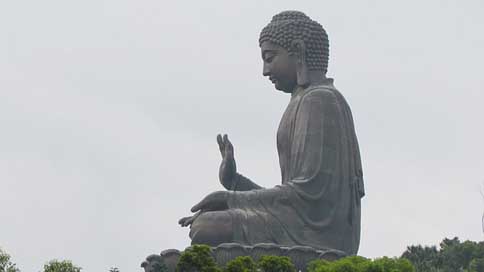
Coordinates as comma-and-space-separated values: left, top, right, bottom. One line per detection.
269, 76, 278, 85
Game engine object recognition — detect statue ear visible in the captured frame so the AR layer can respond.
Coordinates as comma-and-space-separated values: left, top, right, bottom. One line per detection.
291, 39, 309, 86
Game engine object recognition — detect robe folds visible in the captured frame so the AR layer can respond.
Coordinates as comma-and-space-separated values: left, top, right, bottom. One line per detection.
226, 79, 365, 255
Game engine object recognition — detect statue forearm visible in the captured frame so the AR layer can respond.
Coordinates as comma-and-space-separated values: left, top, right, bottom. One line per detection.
226, 185, 287, 211
226, 173, 263, 191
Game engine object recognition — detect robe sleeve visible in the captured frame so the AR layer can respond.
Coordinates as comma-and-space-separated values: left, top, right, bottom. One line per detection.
289, 90, 330, 184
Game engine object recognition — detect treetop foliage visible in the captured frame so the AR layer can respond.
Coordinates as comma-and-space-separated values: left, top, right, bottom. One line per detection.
42, 260, 82, 272
4, 237, 484, 272
307, 255, 414, 272
176, 244, 221, 272
402, 237, 484, 272
256, 256, 296, 272
176, 245, 413, 272
224, 256, 257, 272
0, 248, 20, 272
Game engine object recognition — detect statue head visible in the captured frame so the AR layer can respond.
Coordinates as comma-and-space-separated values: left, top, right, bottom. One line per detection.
259, 11, 329, 92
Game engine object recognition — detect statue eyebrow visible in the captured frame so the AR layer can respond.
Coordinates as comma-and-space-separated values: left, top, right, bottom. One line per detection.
262, 50, 277, 59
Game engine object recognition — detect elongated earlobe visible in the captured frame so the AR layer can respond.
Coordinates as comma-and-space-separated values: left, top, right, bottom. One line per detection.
291, 39, 309, 86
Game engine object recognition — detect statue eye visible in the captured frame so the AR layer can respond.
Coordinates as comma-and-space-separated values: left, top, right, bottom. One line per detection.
265, 55, 275, 63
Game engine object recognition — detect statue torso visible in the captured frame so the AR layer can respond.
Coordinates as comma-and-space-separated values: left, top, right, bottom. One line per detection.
277, 90, 303, 184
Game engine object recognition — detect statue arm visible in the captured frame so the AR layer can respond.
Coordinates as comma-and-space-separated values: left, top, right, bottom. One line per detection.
223, 173, 263, 191
288, 90, 332, 185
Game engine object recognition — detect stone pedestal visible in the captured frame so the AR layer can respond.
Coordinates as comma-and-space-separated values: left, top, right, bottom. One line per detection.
141, 243, 346, 272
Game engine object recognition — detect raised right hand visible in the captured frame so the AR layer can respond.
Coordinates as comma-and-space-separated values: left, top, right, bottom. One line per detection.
217, 134, 237, 190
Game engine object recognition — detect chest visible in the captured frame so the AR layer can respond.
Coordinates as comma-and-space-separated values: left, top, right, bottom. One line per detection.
277, 96, 301, 158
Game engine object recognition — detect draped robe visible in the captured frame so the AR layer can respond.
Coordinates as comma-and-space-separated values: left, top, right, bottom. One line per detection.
183, 79, 364, 254
217, 79, 364, 254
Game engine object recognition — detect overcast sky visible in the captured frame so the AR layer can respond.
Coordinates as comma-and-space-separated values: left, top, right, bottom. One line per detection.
1, 0, 483, 271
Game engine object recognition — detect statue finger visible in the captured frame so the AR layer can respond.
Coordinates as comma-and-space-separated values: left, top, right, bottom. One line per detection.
226, 137, 234, 156
181, 217, 192, 227
222, 134, 230, 155
184, 211, 201, 226
223, 134, 228, 145
217, 134, 225, 157
178, 216, 190, 226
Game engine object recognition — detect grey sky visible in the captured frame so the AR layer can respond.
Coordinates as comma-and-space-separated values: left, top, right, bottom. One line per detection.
1, 0, 483, 271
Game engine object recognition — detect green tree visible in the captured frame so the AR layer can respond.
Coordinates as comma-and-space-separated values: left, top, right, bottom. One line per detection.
308, 256, 370, 272
439, 238, 478, 271
439, 237, 464, 272
371, 257, 414, 272
224, 256, 257, 272
470, 258, 484, 272
401, 245, 441, 271
307, 259, 332, 272
0, 247, 20, 272
308, 256, 414, 272
43, 260, 81, 272
402, 237, 484, 272
256, 256, 295, 272
176, 244, 220, 272
332, 256, 368, 272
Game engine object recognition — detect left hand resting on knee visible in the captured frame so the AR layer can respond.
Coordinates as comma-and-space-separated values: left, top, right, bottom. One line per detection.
178, 191, 232, 227
191, 191, 231, 213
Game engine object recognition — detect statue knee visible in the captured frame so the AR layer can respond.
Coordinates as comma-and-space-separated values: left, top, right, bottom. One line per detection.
189, 211, 233, 246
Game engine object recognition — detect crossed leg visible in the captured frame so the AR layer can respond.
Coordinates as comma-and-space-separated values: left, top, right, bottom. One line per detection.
189, 211, 234, 246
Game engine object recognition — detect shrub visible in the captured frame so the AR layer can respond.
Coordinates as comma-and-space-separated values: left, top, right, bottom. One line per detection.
257, 255, 296, 272
176, 244, 220, 272
308, 256, 369, 272
402, 237, 484, 272
0, 248, 20, 272
224, 256, 257, 272
470, 258, 484, 272
307, 256, 414, 272
371, 257, 414, 272
43, 260, 81, 272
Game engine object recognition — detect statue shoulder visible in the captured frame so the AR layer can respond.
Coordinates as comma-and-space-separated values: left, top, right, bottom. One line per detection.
300, 85, 339, 104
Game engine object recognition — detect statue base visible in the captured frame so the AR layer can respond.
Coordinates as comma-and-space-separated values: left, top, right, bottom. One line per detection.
141, 243, 347, 272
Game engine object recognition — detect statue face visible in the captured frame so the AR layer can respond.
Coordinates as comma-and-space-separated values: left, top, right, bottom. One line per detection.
260, 41, 297, 93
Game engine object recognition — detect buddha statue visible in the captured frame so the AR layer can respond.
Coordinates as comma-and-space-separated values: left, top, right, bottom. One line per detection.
178, 10, 365, 255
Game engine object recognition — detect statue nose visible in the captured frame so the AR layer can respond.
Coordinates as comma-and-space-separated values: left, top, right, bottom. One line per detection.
263, 63, 271, 76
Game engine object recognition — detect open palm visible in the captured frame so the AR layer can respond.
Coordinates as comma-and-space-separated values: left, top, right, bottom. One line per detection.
217, 134, 237, 190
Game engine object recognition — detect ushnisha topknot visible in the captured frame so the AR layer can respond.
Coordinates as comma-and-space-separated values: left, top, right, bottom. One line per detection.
259, 11, 329, 73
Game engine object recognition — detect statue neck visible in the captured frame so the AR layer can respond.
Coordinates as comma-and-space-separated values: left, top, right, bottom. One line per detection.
292, 70, 328, 95
306, 70, 327, 85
